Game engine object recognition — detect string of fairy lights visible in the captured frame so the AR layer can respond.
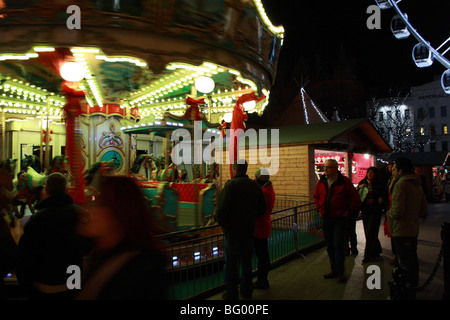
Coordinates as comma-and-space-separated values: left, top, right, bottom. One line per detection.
0, 47, 270, 123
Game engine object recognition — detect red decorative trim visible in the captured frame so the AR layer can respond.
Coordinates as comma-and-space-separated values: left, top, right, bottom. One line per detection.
80, 104, 140, 118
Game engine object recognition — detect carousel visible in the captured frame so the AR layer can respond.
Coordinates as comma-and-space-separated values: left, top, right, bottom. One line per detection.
0, 0, 284, 243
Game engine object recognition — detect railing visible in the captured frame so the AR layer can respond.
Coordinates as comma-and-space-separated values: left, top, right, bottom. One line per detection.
157, 198, 324, 300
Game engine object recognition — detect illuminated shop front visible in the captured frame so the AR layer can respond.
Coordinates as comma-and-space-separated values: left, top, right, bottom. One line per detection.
314, 150, 375, 185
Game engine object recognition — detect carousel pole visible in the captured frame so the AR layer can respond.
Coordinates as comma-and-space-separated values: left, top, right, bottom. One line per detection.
63, 83, 85, 204
1, 107, 5, 160
60, 61, 86, 204
164, 130, 170, 181
39, 119, 44, 168
45, 113, 50, 171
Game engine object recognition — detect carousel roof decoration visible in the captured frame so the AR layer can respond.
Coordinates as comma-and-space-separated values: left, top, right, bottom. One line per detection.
272, 87, 329, 126
300, 88, 328, 124
121, 95, 222, 139
0, 0, 284, 124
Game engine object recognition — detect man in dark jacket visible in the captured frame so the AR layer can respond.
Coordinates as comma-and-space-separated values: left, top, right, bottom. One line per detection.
216, 160, 267, 300
314, 159, 361, 282
16, 172, 92, 299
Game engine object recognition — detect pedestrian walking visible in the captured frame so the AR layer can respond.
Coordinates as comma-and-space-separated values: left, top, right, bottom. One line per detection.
313, 159, 361, 282
386, 157, 428, 299
216, 160, 267, 300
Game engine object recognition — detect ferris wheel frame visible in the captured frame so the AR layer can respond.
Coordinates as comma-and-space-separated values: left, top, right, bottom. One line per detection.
376, 0, 450, 93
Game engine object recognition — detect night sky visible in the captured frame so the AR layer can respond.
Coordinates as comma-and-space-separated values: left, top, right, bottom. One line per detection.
258, 0, 450, 123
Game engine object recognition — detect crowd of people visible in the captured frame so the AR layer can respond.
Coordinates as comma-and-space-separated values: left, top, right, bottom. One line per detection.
313, 157, 427, 299
0, 155, 428, 300
0, 159, 277, 301
1, 172, 169, 300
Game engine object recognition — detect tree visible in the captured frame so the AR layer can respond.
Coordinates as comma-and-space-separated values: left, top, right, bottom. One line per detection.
367, 89, 437, 154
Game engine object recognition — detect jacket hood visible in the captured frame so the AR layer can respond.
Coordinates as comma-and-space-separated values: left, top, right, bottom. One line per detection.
397, 173, 421, 185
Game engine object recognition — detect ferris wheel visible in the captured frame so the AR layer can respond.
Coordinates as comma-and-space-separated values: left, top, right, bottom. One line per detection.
376, 0, 450, 93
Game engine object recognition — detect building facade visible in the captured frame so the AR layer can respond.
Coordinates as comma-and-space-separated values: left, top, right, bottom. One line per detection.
368, 78, 450, 153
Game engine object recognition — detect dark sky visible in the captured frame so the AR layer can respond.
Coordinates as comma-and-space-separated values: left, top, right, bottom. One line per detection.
259, 0, 450, 121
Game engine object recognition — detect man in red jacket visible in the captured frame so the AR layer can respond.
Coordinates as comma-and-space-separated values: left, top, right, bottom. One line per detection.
253, 168, 275, 289
314, 159, 361, 282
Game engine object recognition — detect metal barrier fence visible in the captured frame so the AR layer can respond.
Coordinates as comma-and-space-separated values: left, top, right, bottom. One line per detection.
157, 198, 324, 300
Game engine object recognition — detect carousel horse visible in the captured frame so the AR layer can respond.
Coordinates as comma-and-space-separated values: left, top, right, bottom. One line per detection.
0, 159, 17, 226
130, 154, 154, 181
14, 155, 46, 216
154, 155, 185, 182
46, 155, 70, 176
191, 164, 202, 183
21, 154, 41, 173
201, 162, 220, 183
150, 155, 163, 181
84, 160, 117, 202
43, 155, 73, 189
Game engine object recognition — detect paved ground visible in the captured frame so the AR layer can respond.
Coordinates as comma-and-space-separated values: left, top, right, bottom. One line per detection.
207, 202, 449, 300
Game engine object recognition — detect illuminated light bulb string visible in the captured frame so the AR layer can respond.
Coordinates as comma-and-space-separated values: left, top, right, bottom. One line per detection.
300, 88, 328, 124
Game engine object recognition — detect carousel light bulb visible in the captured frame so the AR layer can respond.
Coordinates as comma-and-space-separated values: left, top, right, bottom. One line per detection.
243, 100, 256, 111
223, 112, 233, 123
60, 61, 86, 82
195, 76, 215, 94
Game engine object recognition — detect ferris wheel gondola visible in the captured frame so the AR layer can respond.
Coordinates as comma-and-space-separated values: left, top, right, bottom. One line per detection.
376, 0, 450, 93
412, 43, 434, 68
442, 69, 450, 94
375, 0, 402, 10
391, 14, 410, 40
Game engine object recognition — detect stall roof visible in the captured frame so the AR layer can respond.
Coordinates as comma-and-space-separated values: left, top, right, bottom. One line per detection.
233, 118, 392, 154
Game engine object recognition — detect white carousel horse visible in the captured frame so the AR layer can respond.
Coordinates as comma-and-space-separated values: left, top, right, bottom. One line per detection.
13, 156, 46, 216
130, 154, 154, 181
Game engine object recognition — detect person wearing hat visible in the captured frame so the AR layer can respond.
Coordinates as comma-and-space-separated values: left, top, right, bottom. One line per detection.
253, 168, 275, 289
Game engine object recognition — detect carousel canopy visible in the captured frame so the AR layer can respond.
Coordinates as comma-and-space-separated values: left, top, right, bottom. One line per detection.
0, 0, 284, 124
